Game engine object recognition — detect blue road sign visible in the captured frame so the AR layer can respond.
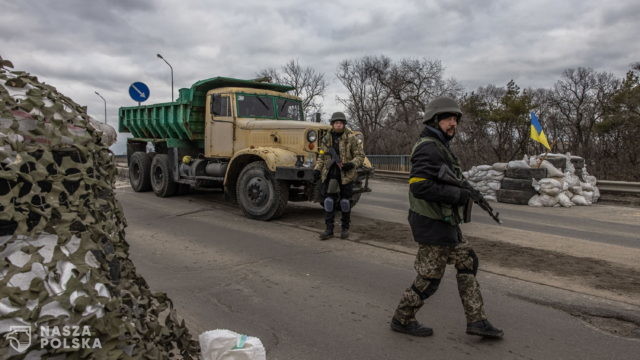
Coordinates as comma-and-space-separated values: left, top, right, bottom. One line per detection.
129, 82, 150, 102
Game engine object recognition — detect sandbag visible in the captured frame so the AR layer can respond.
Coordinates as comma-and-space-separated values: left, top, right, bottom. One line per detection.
492, 162, 508, 171
572, 195, 589, 206
582, 191, 594, 204
528, 195, 543, 207
582, 182, 594, 192
557, 193, 573, 207
507, 160, 530, 169
538, 160, 564, 177
538, 178, 562, 188
540, 187, 562, 196
539, 194, 559, 207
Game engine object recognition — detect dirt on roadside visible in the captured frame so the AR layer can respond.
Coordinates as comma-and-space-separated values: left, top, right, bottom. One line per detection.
285, 205, 640, 299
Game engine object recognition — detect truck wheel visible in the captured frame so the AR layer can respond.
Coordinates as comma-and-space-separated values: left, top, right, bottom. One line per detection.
150, 154, 177, 197
129, 151, 152, 192
237, 161, 288, 220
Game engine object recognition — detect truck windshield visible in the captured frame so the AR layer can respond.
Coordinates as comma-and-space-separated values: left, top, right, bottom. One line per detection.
276, 98, 303, 121
236, 93, 303, 120
237, 94, 275, 118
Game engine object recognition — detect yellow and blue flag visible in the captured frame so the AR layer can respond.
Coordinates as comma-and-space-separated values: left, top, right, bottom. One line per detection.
530, 112, 551, 150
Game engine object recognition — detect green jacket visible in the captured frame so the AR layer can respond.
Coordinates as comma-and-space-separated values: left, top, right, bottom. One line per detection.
314, 128, 365, 184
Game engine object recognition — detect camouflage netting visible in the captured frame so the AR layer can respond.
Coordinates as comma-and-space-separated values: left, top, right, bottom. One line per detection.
0, 56, 200, 359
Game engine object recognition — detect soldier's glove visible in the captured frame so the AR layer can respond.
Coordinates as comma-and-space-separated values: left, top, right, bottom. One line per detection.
342, 162, 355, 171
313, 169, 321, 181
457, 189, 471, 205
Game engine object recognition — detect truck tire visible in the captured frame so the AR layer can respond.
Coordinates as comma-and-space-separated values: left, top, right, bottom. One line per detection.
505, 167, 547, 180
497, 189, 536, 205
500, 178, 534, 191
129, 151, 152, 192
237, 161, 288, 220
150, 154, 177, 197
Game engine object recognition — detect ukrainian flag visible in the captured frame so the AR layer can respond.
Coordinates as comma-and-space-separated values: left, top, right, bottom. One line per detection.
530, 112, 551, 150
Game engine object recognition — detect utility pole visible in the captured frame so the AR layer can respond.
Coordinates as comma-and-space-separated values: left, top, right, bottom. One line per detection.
157, 53, 174, 101
94, 91, 107, 124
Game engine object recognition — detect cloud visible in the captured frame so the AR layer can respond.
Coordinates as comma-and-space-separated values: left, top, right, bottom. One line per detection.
1, 0, 637, 154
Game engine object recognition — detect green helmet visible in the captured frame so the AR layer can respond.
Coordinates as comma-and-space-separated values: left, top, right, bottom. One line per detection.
423, 96, 462, 124
330, 111, 348, 124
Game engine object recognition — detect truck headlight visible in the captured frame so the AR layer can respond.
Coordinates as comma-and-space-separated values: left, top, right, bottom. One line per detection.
307, 130, 318, 142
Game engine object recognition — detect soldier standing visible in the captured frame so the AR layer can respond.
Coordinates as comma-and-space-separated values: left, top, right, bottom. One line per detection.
390, 97, 504, 338
314, 112, 365, 240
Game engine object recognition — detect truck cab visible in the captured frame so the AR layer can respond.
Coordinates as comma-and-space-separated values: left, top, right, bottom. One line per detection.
119, 77, 372, 220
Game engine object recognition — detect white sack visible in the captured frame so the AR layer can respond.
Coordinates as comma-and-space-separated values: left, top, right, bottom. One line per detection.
528, 195, 543, 207
557, 193, 573, 207
508, 160, 530, 169
200, 330, 266, 360
571, 195, 589, 206
492, 162, 508, 171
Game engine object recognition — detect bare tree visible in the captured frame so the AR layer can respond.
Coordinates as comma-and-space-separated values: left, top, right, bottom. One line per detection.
336, 56, 393, 153
258, 59, 327, 120
549, 67, 619, 158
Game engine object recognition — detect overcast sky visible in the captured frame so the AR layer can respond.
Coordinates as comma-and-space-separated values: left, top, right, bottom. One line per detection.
1, 0, 638, 154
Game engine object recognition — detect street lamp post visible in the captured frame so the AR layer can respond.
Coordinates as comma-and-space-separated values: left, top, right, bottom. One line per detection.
94, 91, 107, 124
156, 53, 174, 101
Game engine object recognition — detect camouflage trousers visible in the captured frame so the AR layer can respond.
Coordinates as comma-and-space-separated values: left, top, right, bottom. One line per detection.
393, 238, 487, 324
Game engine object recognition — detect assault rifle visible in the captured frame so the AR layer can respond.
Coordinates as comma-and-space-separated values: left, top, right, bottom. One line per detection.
437, 165, 502, 224
325, 146, 342, 169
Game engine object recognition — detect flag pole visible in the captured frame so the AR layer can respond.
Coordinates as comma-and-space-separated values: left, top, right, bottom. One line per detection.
536, 139, 558, 168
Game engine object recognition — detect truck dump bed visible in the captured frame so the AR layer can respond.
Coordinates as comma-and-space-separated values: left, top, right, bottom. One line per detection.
118, 77, 294, 141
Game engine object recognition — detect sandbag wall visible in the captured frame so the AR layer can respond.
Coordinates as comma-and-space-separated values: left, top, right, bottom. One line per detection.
462, 163, 507, 202
489, 153, 599, 207
528, 154, 600, 207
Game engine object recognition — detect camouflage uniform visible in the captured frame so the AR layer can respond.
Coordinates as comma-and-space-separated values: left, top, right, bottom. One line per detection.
314, 121, 364, 233
391, 97, 498, 337
393, 236, 486, 325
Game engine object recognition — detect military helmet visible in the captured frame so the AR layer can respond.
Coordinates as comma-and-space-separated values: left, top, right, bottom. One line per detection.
330, 111, 348, 124
423, 96, 462, 124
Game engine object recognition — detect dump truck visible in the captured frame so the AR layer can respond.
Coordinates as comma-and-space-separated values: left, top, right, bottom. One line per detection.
118, 77, 373, 220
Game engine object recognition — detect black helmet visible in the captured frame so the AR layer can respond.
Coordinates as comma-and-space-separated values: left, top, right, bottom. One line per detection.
423, 97, 462, 124
330, 111, 348, 125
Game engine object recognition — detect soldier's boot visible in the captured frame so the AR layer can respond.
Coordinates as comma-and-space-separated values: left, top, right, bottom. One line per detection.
390, 318, 433, 337
319, 224, 334, 240
466, 319, 504, 339
340, 226, 349, 239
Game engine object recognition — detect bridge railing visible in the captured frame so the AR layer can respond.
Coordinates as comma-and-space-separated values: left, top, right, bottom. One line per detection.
367, 155, 411, 173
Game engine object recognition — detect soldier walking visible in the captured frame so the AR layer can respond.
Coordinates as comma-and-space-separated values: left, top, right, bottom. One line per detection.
390, 97, 504, 338
314, 112, 365, 240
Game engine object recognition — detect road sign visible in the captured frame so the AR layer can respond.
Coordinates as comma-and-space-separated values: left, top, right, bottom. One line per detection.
129, 82, 150, 102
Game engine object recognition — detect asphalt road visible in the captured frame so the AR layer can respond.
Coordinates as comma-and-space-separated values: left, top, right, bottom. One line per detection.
117, 186, 640, 359
356, 179, 640, 249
